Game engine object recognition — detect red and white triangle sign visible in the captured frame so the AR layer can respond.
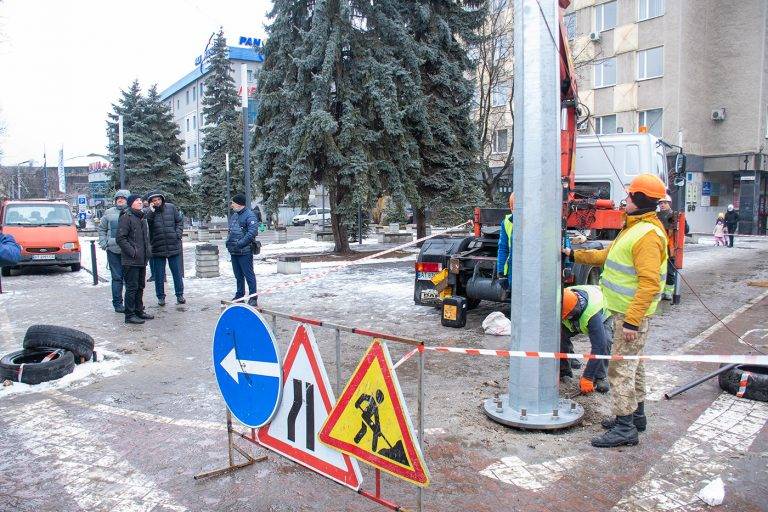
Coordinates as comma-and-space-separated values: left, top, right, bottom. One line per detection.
257, 324, 362, 490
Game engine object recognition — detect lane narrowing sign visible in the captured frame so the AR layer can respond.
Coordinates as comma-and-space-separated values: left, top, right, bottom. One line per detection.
213, 304, 282, 428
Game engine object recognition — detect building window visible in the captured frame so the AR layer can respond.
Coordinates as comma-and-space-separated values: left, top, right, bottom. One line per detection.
638, 0, 664, 21
564, 13, 577, 40
639, 108, 663, 137
192, 86, 197, 101
192, 144, 197, 158
594, 57, 616, 88
186, 145, 191, 159
595, 0, 617, 32
247, 69, 254, 82
192, 115, 196, 129
492, 129, 509, 154
186, 118, 190, 132
594, 115, 617, 135
491, 83, 510, 107
495, 35, 511, 63
637, 46, 663, 80
200, 83, 204, 96
186, 89, 190, 105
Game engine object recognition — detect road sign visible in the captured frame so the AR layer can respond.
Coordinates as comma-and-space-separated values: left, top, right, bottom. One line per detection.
78, 212, 86, 222
213, 304, 282, 428
318, 339, 429, 487
257, 325, 362, 490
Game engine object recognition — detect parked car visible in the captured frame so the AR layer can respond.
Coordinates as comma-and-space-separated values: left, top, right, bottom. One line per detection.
292, 208, 331, 226
0, 199, 81, 275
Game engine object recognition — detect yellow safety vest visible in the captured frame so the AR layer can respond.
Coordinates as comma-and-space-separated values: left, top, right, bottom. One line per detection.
502, 214, 513, 275
600, 221, 668, 316
562, 285, 611, 334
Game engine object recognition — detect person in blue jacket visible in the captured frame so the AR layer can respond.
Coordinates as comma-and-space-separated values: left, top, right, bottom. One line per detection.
226, 194, 259, 306
0, 234, 21, 267
496, 193, 514, 287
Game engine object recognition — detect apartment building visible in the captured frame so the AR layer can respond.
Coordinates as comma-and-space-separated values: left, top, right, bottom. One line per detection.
159, 39, 263, 183
565, 0, 768, 233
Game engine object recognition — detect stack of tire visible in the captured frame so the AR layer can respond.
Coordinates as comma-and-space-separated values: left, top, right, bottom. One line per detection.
719, 364, 768, 402
0, 325, 94, 385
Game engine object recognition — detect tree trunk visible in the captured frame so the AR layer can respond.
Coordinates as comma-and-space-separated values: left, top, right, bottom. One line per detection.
328, 183, 350, 254
415, 207, 427, 244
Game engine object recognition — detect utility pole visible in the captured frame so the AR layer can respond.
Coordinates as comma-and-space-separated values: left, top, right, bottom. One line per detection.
240, 64, 252, 210
118, 114, 125, 189
483, 0, 583, 430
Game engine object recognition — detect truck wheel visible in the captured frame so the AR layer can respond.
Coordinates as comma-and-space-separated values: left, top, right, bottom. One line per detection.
718, 364, 768, 402
24, 325, 94, 362
0, 348, 75, 385
1, 267, 10, 277
466, 298, 481, 310
71, 263, 81, 272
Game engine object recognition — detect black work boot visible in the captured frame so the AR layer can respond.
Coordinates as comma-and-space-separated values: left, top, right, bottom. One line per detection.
601, 402, 646, 431
591, 414, 639, 448
595, 378, 610, 394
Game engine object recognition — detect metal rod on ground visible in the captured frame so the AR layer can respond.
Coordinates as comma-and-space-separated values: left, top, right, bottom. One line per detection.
90, 240, 98, 285
118, 114, 125, 189
664, 363, 737, 400
417, 346, 425, 512
335, 328, 341, 396
240, 65, 252, 210
673, 269, 682, 305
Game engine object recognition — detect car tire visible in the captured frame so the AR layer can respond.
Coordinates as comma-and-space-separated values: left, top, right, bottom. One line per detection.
70, 263, 81, 272
23, 324, 94, 362
718, 364, 768, 402
0, 348, 75, 385
1, 267, 10, 277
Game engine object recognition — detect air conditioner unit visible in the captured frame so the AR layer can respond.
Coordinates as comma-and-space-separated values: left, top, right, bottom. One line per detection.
589, 31, 601, 42
711, 108, 726, 121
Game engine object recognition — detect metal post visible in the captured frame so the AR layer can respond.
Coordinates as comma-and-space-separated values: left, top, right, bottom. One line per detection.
240, 65, 252, 211
335, 328, 341, 396
226, 408, 234, 467
90, 240, 98, 286
225, 152, 232, 210
417, 347, 425, 512
483, 0, 583, 429
118, 115, 125, 189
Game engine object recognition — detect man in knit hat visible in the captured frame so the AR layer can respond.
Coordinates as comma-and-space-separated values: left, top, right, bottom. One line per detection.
98, 189, 131, 312
226, 194, 259, 306
117, 194, 154, 324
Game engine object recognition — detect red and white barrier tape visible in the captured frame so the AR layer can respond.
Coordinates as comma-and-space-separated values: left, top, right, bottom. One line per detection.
736, 371, 752, 398
420, 346, 768, 366
232, 221, 472, 303
393, 347, 422, 369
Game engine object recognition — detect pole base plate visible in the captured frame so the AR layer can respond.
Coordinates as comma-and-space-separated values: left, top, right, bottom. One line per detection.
483, 395, 584, 430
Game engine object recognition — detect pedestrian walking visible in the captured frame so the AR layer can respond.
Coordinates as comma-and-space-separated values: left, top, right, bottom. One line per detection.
97, 189, 130, 312
117, 194, 154, 325
226, 194, 259, 306
561, 286, 612, 394
145, 190, 185, 306
713, 214, 727, 246
564, 173, 668, 448
724, 204, 739, 247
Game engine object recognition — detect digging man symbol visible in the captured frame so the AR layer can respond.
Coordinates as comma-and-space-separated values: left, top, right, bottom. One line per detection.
353, 390, 386, 452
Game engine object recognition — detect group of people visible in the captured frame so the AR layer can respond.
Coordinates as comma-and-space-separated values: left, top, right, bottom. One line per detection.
98, 191, 259, 324
713, 205, 739, 247
496, 173, 675, 448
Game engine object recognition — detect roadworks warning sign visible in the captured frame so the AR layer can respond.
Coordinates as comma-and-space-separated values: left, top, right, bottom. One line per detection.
318, 339, 429, 487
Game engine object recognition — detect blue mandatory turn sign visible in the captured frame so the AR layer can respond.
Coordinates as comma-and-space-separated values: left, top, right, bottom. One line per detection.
213, 304, 282, 427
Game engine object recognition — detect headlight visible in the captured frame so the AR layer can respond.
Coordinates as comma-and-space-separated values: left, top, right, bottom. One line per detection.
62, 242, 77, 250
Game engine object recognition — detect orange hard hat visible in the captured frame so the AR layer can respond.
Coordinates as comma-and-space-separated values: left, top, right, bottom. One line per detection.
627, 174, 667, 199
508, 192, 515, 210
562, 289, 578, 320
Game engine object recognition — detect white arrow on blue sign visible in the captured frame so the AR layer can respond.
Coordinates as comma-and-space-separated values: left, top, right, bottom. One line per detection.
213, 304, 282, 428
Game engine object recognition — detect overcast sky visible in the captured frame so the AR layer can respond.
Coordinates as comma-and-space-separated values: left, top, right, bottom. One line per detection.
0, 0, 272, 165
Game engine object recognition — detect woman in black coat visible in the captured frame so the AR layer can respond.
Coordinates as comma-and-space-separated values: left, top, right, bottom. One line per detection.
117, 195, 154, 324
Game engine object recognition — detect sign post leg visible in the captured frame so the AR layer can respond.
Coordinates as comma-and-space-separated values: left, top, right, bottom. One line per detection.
193, 407, 267, 480
417, 347, 425, 512
335, 328, 341, 396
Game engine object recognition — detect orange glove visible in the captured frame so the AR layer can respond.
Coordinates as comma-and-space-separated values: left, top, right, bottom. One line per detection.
579, 377, 595, 394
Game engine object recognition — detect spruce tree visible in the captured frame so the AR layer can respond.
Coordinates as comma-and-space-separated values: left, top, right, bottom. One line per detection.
106, 80, 154, 192
199, 29, 246, 221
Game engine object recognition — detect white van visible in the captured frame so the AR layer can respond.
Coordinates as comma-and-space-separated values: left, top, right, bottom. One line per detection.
573, 133, 669, 202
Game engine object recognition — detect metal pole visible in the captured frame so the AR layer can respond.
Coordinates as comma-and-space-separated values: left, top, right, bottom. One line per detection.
484, 0, 582, 429
118, 115, 125, 189
226, 408, 234, 467
664, 363, 737, 400
90, 240, 98, 286
225, 152, 232, 210
335, 328, 341, 396
240, 65, 252, 211
417, 347, 425, 512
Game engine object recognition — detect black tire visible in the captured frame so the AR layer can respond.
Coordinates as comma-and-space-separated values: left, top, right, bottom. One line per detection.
466, 297, 482, 310
1, 267, 10, 277
24, 324, 94, 362
0, 348, 75, 385
718, 364, 768, 402
71, 263, 81, 272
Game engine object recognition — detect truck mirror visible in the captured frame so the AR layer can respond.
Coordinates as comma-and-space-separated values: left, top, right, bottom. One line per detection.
675, 153, 686, 174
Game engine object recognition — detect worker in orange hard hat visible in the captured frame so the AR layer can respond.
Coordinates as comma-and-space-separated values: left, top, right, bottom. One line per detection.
561, 285, 613, 394
563, 173, 668, 448
496, 193, 515, 289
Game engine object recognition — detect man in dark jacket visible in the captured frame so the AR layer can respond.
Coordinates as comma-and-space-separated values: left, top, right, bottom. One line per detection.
98, 189, 130, 312
117, 194, 155, 324
724, 204, 739, 247
227, 194, 258, 306
145, 191, 185, 305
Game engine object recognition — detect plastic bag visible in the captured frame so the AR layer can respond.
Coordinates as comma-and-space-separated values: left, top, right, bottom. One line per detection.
482, 311, 511, 336
696, 477, 724, 506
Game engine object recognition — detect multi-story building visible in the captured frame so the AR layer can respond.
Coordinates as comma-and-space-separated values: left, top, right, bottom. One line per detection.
159, 38, 264, 183
564, 0, 768, 233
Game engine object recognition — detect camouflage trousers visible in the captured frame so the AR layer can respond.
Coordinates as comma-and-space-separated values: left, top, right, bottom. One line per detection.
608, 313, 650, 416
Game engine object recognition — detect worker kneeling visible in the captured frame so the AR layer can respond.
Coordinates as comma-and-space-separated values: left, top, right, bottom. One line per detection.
561, 286, 612, 394
565, 174, 668, 448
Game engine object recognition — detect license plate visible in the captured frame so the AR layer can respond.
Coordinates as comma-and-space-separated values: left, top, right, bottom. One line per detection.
31, 254, 56, 260
420, 289, 438, 301
417, 271, 437, 281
